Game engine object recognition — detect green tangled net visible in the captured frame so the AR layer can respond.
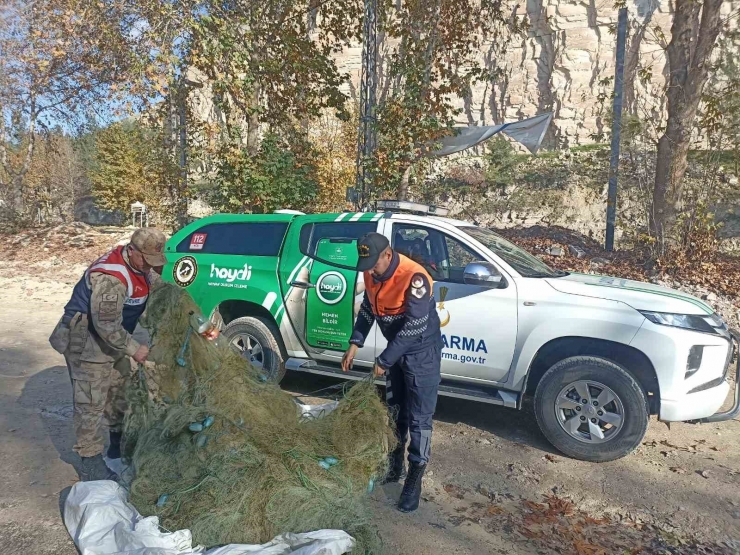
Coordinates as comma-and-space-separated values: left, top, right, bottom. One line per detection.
124, 283, 396, 553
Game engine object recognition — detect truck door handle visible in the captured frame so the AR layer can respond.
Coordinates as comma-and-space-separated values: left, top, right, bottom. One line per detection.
291, 280, 316, 289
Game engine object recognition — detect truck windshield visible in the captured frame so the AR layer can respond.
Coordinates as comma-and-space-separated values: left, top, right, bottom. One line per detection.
459, 226, 565, 278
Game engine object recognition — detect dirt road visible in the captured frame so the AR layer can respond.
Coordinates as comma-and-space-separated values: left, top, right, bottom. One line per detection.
1, 273, 739, 554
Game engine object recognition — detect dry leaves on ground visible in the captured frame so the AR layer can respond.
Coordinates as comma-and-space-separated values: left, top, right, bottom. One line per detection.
443, 489, 736, 555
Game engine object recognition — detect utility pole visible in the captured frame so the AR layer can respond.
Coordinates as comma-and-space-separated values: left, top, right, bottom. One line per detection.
605, 7, 628, 251
174, 73, 202, 230
178, 85, 188, 230
352, 0, 378, 210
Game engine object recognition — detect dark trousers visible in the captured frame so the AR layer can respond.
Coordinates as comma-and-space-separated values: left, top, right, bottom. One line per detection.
385, 342, 441, 465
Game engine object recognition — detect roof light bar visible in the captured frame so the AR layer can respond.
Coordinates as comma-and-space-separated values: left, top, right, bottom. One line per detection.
375, 200, 449, 216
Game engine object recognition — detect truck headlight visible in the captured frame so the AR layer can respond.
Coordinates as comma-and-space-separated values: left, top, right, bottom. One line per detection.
640, 311, 729, 337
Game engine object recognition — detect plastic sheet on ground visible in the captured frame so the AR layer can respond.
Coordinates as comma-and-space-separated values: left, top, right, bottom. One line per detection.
64, 481, 355, 555
296, 400, 340, 420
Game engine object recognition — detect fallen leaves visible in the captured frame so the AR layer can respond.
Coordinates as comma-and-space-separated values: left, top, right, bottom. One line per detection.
544, 493, 576, 517
487, 505, 505, 516
442, 483, 465, 500
441, 490, 735, 555
516, 494, 643, 554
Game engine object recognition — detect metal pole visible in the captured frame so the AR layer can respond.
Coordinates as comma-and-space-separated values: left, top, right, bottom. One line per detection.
354, 0, 378, 210
178, 85, 188, 230
605, 7, 628, 252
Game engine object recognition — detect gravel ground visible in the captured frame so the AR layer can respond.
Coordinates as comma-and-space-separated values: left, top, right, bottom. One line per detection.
0, 271, 738, 554
1, 225, 738, 554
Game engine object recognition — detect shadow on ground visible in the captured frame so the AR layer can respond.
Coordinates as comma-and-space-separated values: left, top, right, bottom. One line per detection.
17, 365, 79, 470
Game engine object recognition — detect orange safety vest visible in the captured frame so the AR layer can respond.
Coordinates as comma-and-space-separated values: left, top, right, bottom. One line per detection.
364, 254, 434, 316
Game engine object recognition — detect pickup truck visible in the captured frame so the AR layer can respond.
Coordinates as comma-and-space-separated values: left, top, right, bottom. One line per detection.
163, 200, 739, 462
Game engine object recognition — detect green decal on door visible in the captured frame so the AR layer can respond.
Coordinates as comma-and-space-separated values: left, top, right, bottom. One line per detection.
305, 239, 358, 350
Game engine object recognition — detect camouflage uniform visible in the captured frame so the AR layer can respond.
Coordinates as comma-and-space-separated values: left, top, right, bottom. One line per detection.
50, 231, 166, 460
58, 271, 141, 457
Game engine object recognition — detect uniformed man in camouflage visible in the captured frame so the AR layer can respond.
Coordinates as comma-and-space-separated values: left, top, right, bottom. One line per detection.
49, 228, 167, 481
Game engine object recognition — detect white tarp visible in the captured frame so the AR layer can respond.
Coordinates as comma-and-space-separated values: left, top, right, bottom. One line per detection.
64, 480, 355, 555
430, 112, 553, 157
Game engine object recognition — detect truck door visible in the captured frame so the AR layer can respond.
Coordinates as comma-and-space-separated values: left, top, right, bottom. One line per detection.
385, 220, 518, 383
277, 214, 383, 368
304, 238, 360, 351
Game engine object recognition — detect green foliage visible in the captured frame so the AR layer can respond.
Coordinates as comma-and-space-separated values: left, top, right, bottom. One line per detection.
0, 129, 89, 227
427, 143, 615, 225
309, 113, 356, 213
90, 122, 145, 212
90, 121, 178, 221
484, 137, 525, 190
188, 0, 361, 130
208, 132, 319, 214
371, 0, 525, 199
702, 28, 740, 175
0, 0, 163, 220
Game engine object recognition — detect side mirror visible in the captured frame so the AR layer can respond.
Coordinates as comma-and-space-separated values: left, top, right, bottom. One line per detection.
463, 261, 503, 288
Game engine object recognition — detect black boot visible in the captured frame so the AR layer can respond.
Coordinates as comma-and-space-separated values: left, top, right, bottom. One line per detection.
107, 431, 122, 459
80, 454, 119, 482
381, 446, 407, 484
397, 462, 426, 513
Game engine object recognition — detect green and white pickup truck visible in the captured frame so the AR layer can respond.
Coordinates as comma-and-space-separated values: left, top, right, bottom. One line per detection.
163, 200, 739, 462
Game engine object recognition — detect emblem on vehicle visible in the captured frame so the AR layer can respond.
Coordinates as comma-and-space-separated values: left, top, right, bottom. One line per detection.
437, 286, 450, 327
173, 256, 198, 287
316, 271, 347, 305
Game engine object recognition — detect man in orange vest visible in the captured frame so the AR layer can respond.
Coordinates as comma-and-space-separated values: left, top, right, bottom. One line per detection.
342, 232, 442, 513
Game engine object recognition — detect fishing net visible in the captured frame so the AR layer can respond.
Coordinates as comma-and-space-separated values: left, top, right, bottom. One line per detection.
124, 283, 396, 553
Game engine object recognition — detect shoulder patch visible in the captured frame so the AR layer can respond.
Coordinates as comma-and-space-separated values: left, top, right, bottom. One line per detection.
102, 294, 119, 302
98, 300, 118, 322
410, 273, 428, 300
411, 286, 426, 299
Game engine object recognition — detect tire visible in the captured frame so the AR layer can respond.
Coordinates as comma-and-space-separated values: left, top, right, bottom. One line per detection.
222, 316, 286, 383
534, 356, 649, 462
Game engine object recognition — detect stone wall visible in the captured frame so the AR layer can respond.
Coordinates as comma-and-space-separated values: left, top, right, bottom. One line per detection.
333, 0, 739, 146
186, 1, 738, 145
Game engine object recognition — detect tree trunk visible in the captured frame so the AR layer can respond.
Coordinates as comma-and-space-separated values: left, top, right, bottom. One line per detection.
246, 84, 261, 155
651, 0, 723, 247
397, 164, 412, 200
653, 123, 692, 240
6, 112, 36, 218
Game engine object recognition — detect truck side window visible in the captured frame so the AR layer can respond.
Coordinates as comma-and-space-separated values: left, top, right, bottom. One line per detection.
444, 236, 482, 283
299, 221, 377, 268
176, 222, 289, 255
392, 225, 487, 285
